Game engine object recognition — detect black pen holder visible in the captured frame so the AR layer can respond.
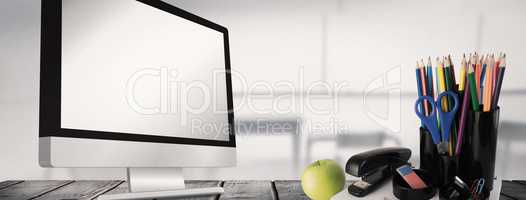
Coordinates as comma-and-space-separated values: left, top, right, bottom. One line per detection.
458, 107, 500, 198
419, 127, 457, 187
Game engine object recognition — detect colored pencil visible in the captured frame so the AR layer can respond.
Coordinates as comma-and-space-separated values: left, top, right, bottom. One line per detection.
488, 54, 494, 102
475, 54, 481, 101
427, 57, 435, 99
415, 52, 507, 155
459, 54, 467, 91
444, 56, 458, 156
492, 54, 506, 109
419, 61, 430, 115
483, 56, 493, 112
416, 63, 425, 123
444, 59, 452, 93
444, 58, 453, 155
492, 53, 501, 96
468, 64, 480, 111
456, 73, 470, 156
435, 58, 442, 95
416, 52, 506, 154
437, 58, 448, 111
424, 60, 434, 110
448, 55, 457, 90
489, 54, 495, 93
434, 63, 440, 97
443, 58, 453, 112
480, 56, 487, 102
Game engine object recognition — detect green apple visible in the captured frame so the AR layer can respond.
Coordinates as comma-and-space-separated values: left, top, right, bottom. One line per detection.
301, 159, 345, 200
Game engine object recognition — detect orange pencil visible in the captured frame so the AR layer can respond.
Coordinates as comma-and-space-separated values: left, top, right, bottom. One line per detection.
483, 56, 493, 112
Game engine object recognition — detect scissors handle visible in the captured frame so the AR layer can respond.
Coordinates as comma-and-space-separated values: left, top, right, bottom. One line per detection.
415, 96, 440, 144
436, 91, 459, 143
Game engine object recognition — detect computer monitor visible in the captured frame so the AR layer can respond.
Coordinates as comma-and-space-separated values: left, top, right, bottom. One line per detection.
39, 0, 236, 199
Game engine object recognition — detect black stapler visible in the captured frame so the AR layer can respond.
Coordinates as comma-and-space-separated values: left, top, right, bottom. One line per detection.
345, 147, 411, 197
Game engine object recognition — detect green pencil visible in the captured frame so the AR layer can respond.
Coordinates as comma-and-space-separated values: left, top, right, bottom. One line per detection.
468, 65, 480, 111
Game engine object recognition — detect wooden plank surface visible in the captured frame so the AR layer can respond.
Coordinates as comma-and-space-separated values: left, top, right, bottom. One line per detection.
0, 180, 522, 199
274, 180, 309, 200
95, 181, 128, 197
0, 181, 23, 190
220, 180, 275, 200
500, 194, 516, 200
187, 180, 223, 189
185, 180, 223, 200
0, 180, 72, 200
501, 180, 526, 200
33, 180, 122, 200
96, 180, 222, 200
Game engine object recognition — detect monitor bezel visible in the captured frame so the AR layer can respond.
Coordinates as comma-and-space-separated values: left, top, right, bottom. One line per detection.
40, 0, 236, 147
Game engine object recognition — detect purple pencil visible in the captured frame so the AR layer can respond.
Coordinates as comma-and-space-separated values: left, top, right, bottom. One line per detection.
455, 74, 471, 156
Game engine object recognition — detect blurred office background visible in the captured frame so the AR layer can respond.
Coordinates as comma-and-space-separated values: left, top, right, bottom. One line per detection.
1, 0, 526, 181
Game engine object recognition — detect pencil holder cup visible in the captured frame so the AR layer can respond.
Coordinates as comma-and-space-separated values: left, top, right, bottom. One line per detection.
419, 128, 457, 187
458, 107, 500, 198
419, 127, 441, 185
438, 154, 457, 185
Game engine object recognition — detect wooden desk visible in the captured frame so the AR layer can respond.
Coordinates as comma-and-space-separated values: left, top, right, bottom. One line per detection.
0, 180, 523, 199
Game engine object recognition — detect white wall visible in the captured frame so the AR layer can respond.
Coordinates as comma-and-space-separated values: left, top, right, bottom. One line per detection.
1, 0, 526, 181
168, 0, 526, 91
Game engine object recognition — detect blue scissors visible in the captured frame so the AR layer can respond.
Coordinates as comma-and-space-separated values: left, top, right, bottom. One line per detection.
414, 91, 459, 154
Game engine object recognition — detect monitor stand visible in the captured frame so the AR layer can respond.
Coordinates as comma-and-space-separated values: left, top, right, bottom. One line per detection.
97, 168, 223, 200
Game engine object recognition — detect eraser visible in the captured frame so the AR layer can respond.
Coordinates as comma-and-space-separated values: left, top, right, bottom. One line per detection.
396, 165, 428, 189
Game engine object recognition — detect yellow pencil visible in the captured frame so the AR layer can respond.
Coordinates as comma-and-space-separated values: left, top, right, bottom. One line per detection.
437, 57, 448, 111
459, 54, 467, 91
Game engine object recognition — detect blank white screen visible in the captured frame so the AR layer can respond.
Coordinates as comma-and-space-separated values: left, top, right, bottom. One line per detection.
60, 0, 230, 141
